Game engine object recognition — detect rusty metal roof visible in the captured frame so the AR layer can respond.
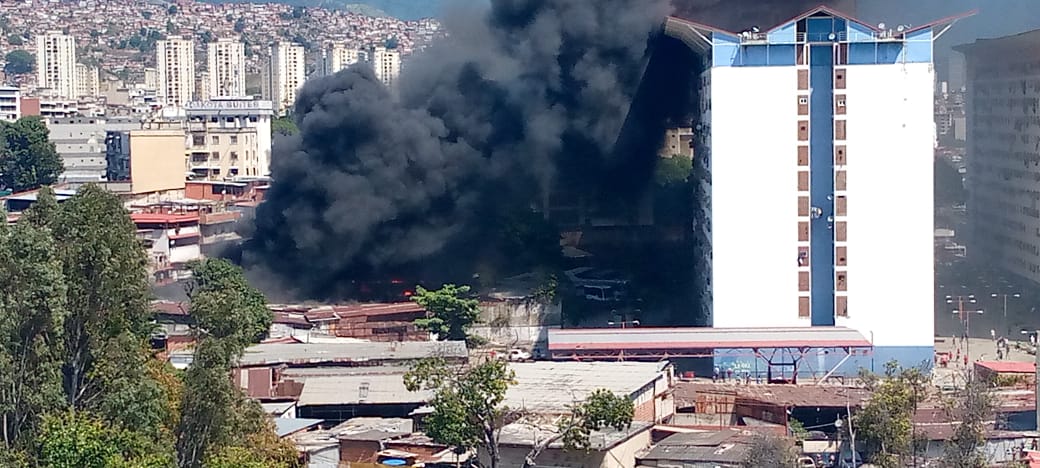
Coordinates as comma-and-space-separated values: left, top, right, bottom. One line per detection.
675, 382, 872, 409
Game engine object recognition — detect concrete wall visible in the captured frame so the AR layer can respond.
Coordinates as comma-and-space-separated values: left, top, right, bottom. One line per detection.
710, 65, 801, 327
837, 62, 934, 352
129, 129, 188, 194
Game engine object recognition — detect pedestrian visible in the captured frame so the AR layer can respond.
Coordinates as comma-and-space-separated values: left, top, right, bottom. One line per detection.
713, 366, 719, 382
726, 368, 733, 382
963, 354, 968, 366
992, 329, 997, 341
745, 372, 751, 385
997, 348, 1003, 360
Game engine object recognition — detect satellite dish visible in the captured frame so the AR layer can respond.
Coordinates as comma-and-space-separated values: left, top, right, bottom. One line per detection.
751, 26, 760, 33
828, 33, 836, 41
897, 25, 906, 32
878, 22, 886, 30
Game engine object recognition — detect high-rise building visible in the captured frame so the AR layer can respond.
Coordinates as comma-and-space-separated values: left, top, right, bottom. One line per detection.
197, 72, 211, 102
36, 31, 78, 99
75, 63, 99, 98
46, 116, 142, 184
156, 36, 196, 107
666, 5, 967, 371
372, 46, 401, 88
959, 30, 1040, 285
144, 67, 159, 89
207, 38, 247, 98
270, 42, 305, 114
322, 44, 360, 76
185, 98, 274, 179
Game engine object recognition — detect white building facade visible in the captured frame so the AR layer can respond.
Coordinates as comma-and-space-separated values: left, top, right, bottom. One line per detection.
36, 31, 78, 99
667, 6, 962, 371
322, 44, 360, 76
207, 38, 247, 98
270, 42, 305, 115
157, 36, 196, 107
75, 63, 99, 98
372, 47, 401, 88
0, 86, 20, 122
959, 30, 1040, 285
185, 98, 274, 178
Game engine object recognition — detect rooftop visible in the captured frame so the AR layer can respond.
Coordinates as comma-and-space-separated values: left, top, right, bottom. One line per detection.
975, 360, 1036, 374
639, 429, 757, 465
296, 373, 430, 406
274, 418, 324, 437
331, 417, 413, 441
505, 361, 668, 414
674, 382, 872, 409
497, 420, 653, 450
549, 327, 871, 352
236, 340, 467, 367
131, 212, 200, 224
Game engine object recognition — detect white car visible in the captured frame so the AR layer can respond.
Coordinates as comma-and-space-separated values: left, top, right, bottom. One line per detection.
507, 349, 532, 362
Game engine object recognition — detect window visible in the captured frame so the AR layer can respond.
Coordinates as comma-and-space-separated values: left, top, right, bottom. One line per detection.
798, 96, 809, 115
798, 69, 809, 90
211, 135, 219, 144
836, 296, 848, 317
798, 196, 810, 216
836, 246, 847, 266
836, 171, 847, 191
798, 97, 808, 105
798, 222, 809, 242
835, 68, 846, 89
834, 120, 847, 140
210, 151, 219, 160
230, 135, 238, 144
836, 272, 847, 291
192, 135, 205, 146
835, 94, 847, 115
798, 171, 809, 191
211, 168, 221, 176
799, 272, 810, 291
249, 116, 258, 122
836, 196, 847, 216
798, 121, 809, 141
798, 146, 809, 166
799, 297, 811, 318
835, 146, 847, 165
835, 221, 847, 242
230, 151, 238, 160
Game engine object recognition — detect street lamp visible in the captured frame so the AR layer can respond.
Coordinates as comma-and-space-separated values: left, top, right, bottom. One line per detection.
951, 309, 984, 359
991, 292, 1022, 338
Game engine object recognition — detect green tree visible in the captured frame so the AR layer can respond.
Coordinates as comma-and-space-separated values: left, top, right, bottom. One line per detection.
37, 412, 122, 468
233, 18, 246, 33
167, 5, 177, 14
941, 373, 996, 468
3, 50, 33, 75
176, 259, 287, 468
0, 215, 67, 450
271, 116, 297, 136
7, 35, 23, 46
854, 361, 928, 468
411, 284, 480, 342
185, 259, 271, 349
742, 433, 798, 468
404, 358, 516, 468
0, 117, 64, 192
654, 154, 692, 186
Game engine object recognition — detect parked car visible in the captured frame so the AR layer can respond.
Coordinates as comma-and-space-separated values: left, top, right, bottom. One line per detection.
507, 349, 532, 362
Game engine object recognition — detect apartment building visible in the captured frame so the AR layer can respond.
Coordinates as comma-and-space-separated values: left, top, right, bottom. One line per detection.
322, 43, 361, 75
666, 6, 966, 370
207, 38, 247, 98
36, 31, 77, 99
157, 36, 196, 107
105, 128, 187, 195
270, 42, 305, 115
185, 98, 274, 179
47, 116, 143, 184
75, 63, 99, 98
0, 86, 20, 122
959, 30, 1040, 283
372, 46, 401, 88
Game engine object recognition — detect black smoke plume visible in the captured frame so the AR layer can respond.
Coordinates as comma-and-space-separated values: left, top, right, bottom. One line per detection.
246, 0, 674, 298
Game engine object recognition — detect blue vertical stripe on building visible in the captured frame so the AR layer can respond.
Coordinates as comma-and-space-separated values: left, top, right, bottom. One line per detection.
809, 44, 836, 326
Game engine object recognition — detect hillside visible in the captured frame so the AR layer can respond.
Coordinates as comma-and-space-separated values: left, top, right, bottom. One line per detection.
199, 0, 448, 19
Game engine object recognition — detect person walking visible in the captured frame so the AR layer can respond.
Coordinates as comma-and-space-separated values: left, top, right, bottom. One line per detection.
991, 329, 997, 341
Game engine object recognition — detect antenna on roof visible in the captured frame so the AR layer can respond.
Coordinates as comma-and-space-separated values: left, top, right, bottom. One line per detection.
878, 22, 886, 30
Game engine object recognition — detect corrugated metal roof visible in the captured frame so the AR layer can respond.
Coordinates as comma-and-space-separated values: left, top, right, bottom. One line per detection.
505, 361, 668, 414
675, 382, 872, 409
274, 418, 323, 437
297, 374, 431, 406
237, 340, 467, 367
639, 429, 756, 464
496, 420, 653, 450
549, 327, 871, 351
976, 360, 1035, 374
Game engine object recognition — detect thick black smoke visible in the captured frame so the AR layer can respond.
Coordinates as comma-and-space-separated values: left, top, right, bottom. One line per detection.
246, 0, 673, 297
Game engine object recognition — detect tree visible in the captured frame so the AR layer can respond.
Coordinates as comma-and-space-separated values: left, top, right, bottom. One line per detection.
3, 50, 33, 75
184, 259, 271, 349
37, 412, 122, 468
0, 117, 63, 192
271, 116, 297, 136
412, 284, 480, 342
853, 361, 928, 468
742, 433, 798, 468
405, 358, 516, 468
176, 259, 287, 468
654, 154, 692, 186
7, 35, 23, 46
233, 18, 246, 33
941, 373, 996, 468
0, 215, 66, 450
167, 5, 178, 14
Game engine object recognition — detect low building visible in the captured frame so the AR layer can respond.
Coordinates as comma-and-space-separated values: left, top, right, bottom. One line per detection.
975, 361, 1036, 387
131, 212, 202, 283
1, 188, 76, 215
47, 116, 141, 184
296, 373, 432, 423
291, 417, 414, 468
303, 303, 430, 341
637, 429, 763, 468
490, 420, 654, 468
185, 98, 273, 179
506, 361, 675, 423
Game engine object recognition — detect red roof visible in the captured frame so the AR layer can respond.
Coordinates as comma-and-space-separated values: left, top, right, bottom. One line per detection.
302, 302, 425, 322
975, 360, 1035, 374
131, 212, 200, 224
